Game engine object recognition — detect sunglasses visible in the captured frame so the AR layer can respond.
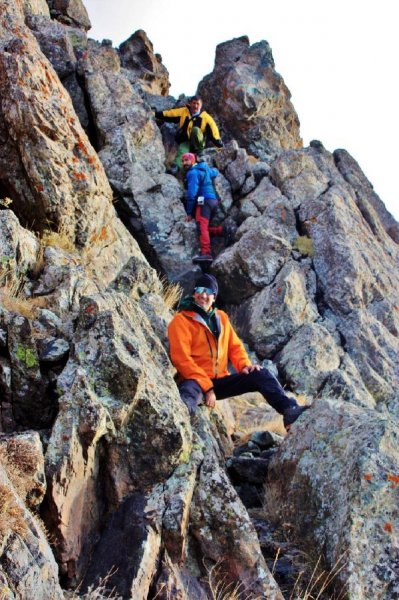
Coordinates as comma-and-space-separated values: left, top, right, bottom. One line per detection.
194, 287, 215, 296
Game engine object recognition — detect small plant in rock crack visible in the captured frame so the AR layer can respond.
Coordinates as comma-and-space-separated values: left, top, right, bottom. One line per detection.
0, 270, 48, 319
205, 560, 260, 600
161, 277, 183, 310
0, 485, 28, 543
66, 568, 121, 599
287, 552, 348, 600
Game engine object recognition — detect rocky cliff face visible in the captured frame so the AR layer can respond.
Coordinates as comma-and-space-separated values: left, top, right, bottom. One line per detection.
0, 0, 398, 598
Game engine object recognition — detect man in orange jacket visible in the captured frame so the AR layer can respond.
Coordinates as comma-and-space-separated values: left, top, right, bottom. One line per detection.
168, 274, 309, 430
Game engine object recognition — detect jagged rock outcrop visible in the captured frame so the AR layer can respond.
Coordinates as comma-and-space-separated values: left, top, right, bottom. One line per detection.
41, 290, 282, 598
265, 399, 399, 599
119, 30, 170, 96
77, 38, 203, 285
334, 148, 399, 243
46, 0, 91, 31
198, 36, 302, 161
214, 142, 399, 413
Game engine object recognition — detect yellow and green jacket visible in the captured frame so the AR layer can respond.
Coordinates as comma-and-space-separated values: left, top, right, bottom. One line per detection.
155, 105, 222, 146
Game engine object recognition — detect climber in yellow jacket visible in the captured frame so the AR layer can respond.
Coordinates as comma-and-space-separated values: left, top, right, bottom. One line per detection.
168, 274, 309, 430
155, 96, 223, 175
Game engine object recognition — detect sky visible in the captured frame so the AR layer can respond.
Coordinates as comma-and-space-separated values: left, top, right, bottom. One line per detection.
83, 0, 398, 221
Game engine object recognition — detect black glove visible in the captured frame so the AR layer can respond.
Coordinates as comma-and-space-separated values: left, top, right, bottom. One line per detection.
214, 139, 223, 148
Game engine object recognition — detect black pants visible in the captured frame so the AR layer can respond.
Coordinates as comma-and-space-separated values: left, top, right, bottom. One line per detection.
178, 369, 297, 415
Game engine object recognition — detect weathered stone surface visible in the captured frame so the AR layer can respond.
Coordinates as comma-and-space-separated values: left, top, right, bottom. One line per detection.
224, 147, 252, 193
38, 337, 69, 362
44, 291, 191, 585
33, 245, 98, 318
198, 36, 302, 160
277, 322, 343, 394
27, 14, 90, 126
235, 260, 318, 357
79, 39, 202, 283
298, 184, 399, 316
0, 465, 63, 600
265, 399, 399, 599
250, 430, 283, 449
162, 437, 201, 563
190, 411, 283, 599
0, 210, 40, 283
270, 149, 329, 207
22, 0, 50, 16
212, 207, 296, 301
239, 176, 286, 221
334, 148, 399, 243
119, 29, 170, 96
153, 551, 208, 600
7, 314, 51, 428
47, 0, 91, 30
43, 369, 115, 585
0, 0, 139, 286
27, 15, 79, 78
82, 39, 165, 183
337, 309, 398, 404
0, 356, 12, 401
81, 492, 162, 599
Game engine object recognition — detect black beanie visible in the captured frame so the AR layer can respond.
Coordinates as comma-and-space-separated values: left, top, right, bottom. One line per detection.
194, 274, 218, 297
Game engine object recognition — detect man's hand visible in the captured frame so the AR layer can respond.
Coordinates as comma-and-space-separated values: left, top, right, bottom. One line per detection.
185, 215, 193, 222
241, 364, 261, 375
204, 389, 216, 409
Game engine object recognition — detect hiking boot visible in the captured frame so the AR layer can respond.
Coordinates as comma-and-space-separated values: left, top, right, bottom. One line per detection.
223, 222, 237, 247
283, 405, 310, 432
166, 164, 179, 176
192, 253, 213, 263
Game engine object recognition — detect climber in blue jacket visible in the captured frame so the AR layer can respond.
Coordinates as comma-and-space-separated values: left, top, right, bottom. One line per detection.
183, 153, 235, 263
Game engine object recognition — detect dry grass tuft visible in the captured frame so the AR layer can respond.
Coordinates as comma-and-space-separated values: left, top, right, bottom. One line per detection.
41, 228, 76, 254
0, 439, 39, 501
206, 561, 256, 600
161, 278, 183, 310
66, 568, 121, 599
288, 552, 348, 600
0, 271, 48, 319
0, 484, 28, 542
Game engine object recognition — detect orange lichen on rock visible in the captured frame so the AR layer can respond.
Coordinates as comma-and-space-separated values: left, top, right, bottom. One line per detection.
387, 474, 399, 488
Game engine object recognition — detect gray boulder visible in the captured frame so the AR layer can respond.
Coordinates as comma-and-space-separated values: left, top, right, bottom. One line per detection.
265, 399, 399, 599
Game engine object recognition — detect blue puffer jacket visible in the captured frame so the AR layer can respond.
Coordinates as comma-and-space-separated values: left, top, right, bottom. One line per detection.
185, 162, 219, 216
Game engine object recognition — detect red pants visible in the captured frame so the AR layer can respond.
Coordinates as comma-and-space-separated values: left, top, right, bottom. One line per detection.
195, 199, 222, 255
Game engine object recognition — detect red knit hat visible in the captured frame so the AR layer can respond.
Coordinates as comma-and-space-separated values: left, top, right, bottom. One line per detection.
182, 152, 196, 163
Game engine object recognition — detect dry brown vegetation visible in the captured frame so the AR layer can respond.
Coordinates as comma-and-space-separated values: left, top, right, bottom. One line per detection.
286, 552, 348, 600
0, 484, 28, 542
161, 277, 183, 310
0, 272, 48, 319
0, 438, 40, 502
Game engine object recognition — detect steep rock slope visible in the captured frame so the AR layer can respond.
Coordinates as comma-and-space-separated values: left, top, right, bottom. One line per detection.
0, 0, 398, 598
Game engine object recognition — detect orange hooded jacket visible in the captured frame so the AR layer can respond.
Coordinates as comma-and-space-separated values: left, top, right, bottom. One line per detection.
168, 308, 251, 392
